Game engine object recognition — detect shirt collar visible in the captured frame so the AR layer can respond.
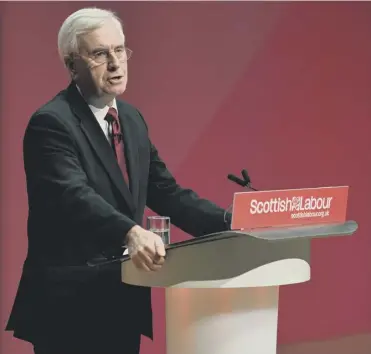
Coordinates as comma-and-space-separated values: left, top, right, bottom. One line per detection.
75, 85, 118, 122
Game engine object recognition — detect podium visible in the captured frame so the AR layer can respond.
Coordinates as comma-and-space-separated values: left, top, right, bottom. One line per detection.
121, 186, 358, 354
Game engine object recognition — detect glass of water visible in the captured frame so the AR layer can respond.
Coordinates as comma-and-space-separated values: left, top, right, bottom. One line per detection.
147, 216, 170, 245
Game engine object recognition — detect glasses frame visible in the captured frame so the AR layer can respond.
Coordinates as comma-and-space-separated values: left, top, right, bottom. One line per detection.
71, 46, 133, 65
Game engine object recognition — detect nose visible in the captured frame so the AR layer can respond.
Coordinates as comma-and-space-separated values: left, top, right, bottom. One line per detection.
107, 52, 120, 70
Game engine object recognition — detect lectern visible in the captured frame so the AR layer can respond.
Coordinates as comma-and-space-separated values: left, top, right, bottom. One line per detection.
121, 186, 358, 354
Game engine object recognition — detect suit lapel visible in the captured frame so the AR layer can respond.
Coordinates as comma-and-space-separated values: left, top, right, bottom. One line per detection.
66, 83, 135, 213
117, 101, 140, 207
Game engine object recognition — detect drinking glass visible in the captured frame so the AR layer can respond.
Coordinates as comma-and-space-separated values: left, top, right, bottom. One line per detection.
147, 216, 171, 244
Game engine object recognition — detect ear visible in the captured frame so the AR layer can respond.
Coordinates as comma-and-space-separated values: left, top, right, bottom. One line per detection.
65, 56, 77, 78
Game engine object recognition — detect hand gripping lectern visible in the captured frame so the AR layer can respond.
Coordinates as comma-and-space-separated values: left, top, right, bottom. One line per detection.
121, 186, 358, 354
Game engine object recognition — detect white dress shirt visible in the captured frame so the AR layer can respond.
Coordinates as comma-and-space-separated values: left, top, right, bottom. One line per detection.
75, 85, 118, 142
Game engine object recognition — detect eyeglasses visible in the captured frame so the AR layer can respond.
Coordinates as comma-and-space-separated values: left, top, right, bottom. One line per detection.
74, 47, 133, 65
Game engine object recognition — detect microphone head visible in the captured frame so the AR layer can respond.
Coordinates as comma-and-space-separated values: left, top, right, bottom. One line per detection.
113, 133, 123, 143
241, 169, 251, 184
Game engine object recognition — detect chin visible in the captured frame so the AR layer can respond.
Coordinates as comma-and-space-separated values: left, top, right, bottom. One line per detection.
108, 84, 127, 96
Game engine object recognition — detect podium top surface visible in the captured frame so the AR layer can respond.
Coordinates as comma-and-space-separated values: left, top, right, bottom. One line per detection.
89, 221, 357, 269
161, 220, 358, 251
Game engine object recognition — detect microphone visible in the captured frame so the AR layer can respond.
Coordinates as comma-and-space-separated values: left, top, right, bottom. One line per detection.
241, 169, 250, 184
113, 133, 123, 143
227, 169, 257, 191
224, 168, 258, 228
227, 174, 246, 187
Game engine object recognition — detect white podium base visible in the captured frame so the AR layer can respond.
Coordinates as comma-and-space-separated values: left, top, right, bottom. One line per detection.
165, 286, 279, 354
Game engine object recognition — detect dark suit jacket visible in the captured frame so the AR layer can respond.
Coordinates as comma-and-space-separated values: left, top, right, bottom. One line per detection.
6, 82, 230, 345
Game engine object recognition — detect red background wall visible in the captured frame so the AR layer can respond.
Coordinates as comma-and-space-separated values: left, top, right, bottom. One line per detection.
1, 2, 371, 354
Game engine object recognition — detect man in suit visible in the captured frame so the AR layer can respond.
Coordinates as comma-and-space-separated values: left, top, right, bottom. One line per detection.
6, 7, 231, 354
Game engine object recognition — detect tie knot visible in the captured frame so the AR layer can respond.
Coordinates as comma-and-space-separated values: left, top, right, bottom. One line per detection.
105, 107, 119, 123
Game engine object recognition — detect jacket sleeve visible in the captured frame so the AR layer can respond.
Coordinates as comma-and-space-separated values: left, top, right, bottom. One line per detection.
23, 112, 137, 247
146, 141, 231, 237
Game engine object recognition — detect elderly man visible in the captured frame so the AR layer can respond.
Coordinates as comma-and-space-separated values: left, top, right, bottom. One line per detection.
6, 7, 231, 354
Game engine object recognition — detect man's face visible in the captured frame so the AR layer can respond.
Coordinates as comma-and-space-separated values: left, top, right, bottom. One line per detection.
71, 21, 128, 104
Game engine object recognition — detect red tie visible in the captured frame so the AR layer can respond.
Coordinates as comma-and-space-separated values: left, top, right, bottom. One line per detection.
105, 107, 130, 187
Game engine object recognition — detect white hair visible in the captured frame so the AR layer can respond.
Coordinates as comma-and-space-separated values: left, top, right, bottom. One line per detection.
57, 7, 124, 64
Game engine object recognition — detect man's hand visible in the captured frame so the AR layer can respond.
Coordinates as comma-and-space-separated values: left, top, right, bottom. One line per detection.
125, 225, 166, 271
